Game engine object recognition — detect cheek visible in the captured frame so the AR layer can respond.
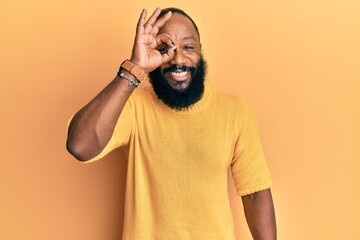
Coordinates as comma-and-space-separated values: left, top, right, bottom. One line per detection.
186, 52, 201, 65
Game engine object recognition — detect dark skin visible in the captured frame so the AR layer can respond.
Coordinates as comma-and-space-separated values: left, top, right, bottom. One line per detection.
242, 189, 277, 240
66, 8, 276, 239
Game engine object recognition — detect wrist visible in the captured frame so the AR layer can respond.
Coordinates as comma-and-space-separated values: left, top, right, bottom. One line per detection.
120, 59, 148, 82
129, 57, 142, 69
117, 69, 141, 88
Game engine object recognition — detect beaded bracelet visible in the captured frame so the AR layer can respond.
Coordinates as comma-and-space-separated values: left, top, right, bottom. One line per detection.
117, 71, 141, 88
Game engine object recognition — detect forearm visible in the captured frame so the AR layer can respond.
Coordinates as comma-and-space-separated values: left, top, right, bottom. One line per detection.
241, 189, 277, 240
66, 71, 135, 161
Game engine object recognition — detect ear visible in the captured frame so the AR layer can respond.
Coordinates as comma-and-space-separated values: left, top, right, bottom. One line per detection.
200, 43, 202, 50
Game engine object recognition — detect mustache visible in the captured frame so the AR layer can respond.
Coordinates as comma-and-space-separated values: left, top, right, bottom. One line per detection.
163, 65, 196, 74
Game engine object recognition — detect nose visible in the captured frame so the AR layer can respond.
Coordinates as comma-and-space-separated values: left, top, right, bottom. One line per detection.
170, 48, 186, 66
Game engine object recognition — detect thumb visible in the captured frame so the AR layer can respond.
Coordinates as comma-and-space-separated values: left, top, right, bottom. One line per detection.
160, 45, 177, 64
155, 33, 177, 63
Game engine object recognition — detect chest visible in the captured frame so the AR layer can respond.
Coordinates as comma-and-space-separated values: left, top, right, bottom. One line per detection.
135, 109, 237, 173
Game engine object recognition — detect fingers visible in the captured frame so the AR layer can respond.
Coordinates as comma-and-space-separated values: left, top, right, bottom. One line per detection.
139, 8, 172, 37
136, 9, 147, 35
144, 8, 162, 34
149, 11, 172, 37
155, 33, 177, 63
161, 49, 176, 64
133, 8, 176, 67
155, 33, 174, 48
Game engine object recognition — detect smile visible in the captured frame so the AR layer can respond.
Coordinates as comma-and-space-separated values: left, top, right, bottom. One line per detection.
165, 70, 191, 82
169, 71, 187, 77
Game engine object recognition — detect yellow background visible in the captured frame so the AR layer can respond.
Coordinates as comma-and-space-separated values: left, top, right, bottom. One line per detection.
1, 0, 359, 239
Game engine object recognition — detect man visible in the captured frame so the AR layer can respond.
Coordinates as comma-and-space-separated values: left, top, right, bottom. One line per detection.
66, 7, 276, 240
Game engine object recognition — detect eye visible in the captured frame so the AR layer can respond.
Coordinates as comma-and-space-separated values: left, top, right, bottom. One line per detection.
184, 45, 195, 51
158, 46, 169, 53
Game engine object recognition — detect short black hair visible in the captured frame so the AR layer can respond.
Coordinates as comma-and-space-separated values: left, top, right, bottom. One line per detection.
159, 7, 200, 40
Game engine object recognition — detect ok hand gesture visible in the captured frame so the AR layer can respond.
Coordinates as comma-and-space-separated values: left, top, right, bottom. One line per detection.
130, 8, 177, 74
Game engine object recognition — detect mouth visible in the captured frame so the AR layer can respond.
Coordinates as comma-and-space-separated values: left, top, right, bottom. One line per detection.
166, 70, 190, 81
164, 70, 191, 89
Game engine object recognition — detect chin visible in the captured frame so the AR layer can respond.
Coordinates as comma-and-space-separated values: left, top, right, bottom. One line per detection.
167, 80, 191, 92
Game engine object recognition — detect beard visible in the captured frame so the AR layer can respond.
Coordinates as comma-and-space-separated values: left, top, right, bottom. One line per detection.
148, 57, 207, 111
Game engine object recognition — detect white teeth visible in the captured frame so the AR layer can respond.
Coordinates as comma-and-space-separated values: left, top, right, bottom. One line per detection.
170, 71, 187, 77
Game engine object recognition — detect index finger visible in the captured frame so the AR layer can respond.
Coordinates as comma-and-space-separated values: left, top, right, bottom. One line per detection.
150, 11, 172, 36
155, 33, 175, 48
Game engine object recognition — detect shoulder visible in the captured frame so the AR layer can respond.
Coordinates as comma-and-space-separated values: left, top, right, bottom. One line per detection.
209, 85, 259, 128
209, 85, 251, 112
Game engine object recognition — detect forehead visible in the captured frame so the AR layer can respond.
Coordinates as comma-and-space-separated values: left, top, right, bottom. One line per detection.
158, 13, 200, 42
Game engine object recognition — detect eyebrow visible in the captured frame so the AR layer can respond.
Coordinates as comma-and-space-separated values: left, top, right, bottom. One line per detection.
182, 36, 197, 41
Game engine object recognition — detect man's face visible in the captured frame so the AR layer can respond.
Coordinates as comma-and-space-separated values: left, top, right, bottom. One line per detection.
157, 13, 201, 91
149, 13, 206, 110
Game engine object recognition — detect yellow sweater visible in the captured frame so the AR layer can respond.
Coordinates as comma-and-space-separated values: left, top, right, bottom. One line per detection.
86, 83, 271, 239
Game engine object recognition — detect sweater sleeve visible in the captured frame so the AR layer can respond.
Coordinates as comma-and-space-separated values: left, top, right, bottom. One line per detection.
230, 103, 272, 196
68, 98, 135, 163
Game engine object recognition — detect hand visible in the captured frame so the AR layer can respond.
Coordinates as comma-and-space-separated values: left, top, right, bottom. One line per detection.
130, 8, 177, 74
